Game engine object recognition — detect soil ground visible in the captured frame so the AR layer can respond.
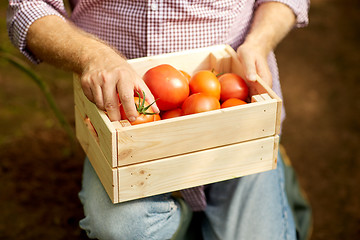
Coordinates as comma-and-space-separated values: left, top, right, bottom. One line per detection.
0, 1, 359, 239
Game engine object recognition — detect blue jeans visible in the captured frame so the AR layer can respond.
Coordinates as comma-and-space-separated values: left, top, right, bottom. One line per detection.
79, 152, 296, 240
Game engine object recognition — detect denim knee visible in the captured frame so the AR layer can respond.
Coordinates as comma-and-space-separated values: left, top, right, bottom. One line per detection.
80, 193, 182, 240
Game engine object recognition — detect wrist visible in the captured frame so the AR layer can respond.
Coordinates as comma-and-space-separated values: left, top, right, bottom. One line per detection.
79, 40, 125, 74
242, 2, 296, 57
240, 37, 271, 59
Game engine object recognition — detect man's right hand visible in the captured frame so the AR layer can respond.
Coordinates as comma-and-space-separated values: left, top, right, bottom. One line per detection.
80, 47, 158, 122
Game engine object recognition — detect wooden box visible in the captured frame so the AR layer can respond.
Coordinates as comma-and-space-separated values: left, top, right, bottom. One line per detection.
74, 45, 281, 204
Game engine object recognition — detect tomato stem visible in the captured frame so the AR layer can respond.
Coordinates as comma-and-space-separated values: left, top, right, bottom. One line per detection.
135, 91, 158, 115
211, 68, 225, 77
216, 72, 225, 77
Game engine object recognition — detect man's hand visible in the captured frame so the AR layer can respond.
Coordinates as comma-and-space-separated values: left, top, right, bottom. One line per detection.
80, 47, 158, 122
26, 15, 158, 122
237, 42, 272, 87
237, 2, 296, 87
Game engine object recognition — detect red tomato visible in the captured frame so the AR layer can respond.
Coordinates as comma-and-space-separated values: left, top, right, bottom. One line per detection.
218, 73, 249, 101
221, 98, 247, 108
154, 114, 162, 121
143, 64, 189, 111
120, 96, 160, 125
182, 93, 220, 115
189, 70, 221, 100
161, 108, 183, 119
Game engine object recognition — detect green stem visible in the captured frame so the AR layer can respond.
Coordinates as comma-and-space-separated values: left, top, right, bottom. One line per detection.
0, 52, 76, 144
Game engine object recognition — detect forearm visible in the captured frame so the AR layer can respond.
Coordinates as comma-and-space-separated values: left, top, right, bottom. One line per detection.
26, 15, 125, 74
244, 2, 296, 55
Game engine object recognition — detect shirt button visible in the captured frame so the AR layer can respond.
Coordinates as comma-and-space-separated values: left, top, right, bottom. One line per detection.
151, 3, 158, 11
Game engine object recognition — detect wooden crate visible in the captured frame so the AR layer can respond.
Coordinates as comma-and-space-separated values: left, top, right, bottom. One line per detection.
74, 44, 281, 204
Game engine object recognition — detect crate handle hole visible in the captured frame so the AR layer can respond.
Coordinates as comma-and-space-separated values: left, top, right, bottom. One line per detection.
84, 116, 99, 143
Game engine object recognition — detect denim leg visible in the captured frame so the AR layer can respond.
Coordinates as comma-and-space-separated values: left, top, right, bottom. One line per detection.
203, 152, 296, 240
78, 158, 182, 240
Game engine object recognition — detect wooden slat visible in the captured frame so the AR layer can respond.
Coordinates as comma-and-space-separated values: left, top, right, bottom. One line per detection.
261, 93, 272, 101
248, 77, 282, 135
251, 94, 265, 103
272, 135, 280, 169
117, 136, 276, 202
73, 77, 118, 168
116, 100, 278, 166
209, 49, 232, 74
75, 106, 118, 203
219, 50, 232, 73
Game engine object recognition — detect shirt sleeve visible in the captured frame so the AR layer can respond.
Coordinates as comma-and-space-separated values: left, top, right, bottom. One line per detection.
6, 0, 68, 63
255, 0, 310, 27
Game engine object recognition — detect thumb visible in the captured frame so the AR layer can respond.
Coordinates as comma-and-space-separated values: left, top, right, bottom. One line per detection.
237, 49, 257, 82
256, 58, 273, 87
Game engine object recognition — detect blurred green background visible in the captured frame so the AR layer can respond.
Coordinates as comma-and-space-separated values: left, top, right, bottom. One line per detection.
1, 1, 359, 239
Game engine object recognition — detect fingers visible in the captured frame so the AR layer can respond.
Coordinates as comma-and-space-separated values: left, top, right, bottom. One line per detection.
237, 45, 272, 87
102, 74, 121, 121
116, 67, 159, 121
255, 58, 273, 87
135, 84, 159, 113
80, 75, 95, 103
92, 85, 104, 110
238, 49, 257, 82
117, 81, 138, 122
81, 72, 121, 121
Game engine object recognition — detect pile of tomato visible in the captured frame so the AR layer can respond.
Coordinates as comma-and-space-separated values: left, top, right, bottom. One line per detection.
121, 64, 249, 125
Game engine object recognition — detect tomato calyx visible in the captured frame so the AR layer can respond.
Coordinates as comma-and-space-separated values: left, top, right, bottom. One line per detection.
210, 68, 225, 78
216, 72, 225, 78
135, 91, 158, 115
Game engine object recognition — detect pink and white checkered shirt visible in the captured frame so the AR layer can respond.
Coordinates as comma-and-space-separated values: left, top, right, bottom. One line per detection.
7, 0, 309, 211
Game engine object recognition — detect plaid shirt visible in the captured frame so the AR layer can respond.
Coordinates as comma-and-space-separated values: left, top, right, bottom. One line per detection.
7, 0, 309, 211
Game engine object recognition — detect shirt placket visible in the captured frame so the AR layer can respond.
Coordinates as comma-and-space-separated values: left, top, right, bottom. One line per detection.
147, 0, 164, 56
